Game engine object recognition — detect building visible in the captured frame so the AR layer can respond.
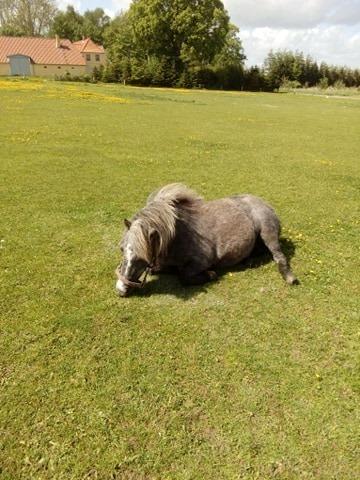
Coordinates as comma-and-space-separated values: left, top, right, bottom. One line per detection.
72, 38, 107, 74
0, 36, 106, 77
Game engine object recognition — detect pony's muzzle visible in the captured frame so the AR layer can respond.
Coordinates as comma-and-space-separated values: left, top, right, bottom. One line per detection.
115, 264, 152, 297
116, 278, 129, 297
115, 265, 129, 297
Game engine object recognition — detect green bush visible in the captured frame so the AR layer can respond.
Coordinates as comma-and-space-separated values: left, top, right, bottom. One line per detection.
279, 78, 302, 92
333, 79, 346, 89
318, 77, 329, 89
54, 72, 92, 83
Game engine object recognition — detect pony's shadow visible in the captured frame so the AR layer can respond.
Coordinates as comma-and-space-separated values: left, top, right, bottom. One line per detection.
136, 237, 297, 300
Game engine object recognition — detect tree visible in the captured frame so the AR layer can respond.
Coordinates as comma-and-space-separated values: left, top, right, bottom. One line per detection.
105, 0, 231, 87
0, 0, 57, 36
243, 66, 267, 91
263, 51, 360, 90
49, 6, 83, 41
303, 55, 320, 86
104, 12, 136, 83
82, 8, 110, 45
212, 23, 246, 89
264, 50, 314, 90
213, 24, 245, 67
50, 7, 110, 44
0, 0, 18, 33
264, 50, 297, 89
129, 0, 229, 67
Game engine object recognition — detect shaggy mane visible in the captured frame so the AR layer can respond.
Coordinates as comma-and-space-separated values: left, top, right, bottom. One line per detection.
129, 184, 202, 263
147, 183, 202, 206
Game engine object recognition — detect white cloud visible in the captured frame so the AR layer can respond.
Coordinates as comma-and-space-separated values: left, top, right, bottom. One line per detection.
109, 0, 131, 16
57, 0, 82, 11
104, 7, 115, 18
222, 0, 360, 67
224, 0, 360, 28
241, 25, 360, 67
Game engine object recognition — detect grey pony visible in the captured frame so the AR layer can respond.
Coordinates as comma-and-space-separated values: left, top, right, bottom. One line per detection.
115, 183, 297, 296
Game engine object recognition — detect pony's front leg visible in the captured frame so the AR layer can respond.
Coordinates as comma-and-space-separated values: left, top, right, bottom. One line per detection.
150, 265, 178, 275
178, 264, 217, 286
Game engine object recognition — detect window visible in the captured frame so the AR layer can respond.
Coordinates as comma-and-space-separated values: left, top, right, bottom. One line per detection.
86, 54, 91, 61
43, 66, 47, 69
95, 54, 100, 61
57, 66, 61, 69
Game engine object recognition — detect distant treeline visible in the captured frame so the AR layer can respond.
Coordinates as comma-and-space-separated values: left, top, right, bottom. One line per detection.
1, 0, 359, 91
95, 50, 360, 91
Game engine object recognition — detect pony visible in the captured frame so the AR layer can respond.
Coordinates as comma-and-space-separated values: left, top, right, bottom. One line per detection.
115, 183, 297, 296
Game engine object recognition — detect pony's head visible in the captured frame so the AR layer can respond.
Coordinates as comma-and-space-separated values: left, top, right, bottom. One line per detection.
115, 184, 201, 297
115, 218, 156, 297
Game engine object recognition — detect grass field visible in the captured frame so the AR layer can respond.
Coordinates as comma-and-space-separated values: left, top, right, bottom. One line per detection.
0, 77, 359, 479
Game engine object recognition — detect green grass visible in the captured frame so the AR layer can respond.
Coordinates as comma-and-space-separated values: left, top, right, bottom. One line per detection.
0, 77, 359, 479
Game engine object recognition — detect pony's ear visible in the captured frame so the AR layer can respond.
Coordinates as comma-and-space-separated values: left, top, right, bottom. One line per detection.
124, 219, 131, 229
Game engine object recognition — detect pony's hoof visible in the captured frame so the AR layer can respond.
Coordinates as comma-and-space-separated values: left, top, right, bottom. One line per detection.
287, 275, 299, 285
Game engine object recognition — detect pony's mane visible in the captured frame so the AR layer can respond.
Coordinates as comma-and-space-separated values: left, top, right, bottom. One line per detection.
129, 184, 202, 263
147, 183, 202, 206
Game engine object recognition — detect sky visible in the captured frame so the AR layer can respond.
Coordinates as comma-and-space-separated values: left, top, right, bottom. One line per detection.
58, 0, 360, 68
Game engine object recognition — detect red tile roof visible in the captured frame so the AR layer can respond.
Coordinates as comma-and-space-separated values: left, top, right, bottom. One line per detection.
73, 38, 105, 53
0, 37, 86, 65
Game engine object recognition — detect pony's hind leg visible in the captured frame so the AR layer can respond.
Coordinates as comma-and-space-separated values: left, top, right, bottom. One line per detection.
259, 226, 298, 285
